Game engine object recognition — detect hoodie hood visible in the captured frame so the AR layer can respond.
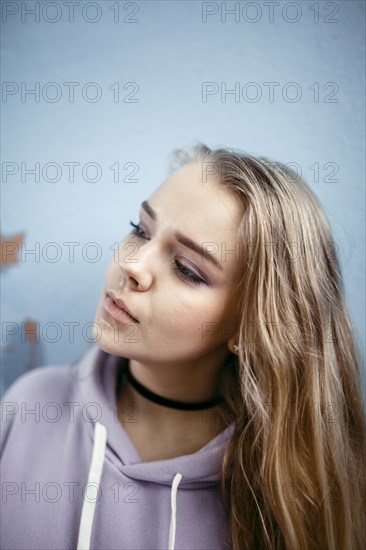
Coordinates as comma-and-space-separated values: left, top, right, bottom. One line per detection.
73, 345, 235, 549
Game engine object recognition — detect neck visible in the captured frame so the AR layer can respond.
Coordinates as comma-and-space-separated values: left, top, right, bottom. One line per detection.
116, 354, 230, 431
124, 361, 225, 410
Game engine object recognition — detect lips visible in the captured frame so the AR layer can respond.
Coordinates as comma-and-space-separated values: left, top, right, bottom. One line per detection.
105, 289, 139, 322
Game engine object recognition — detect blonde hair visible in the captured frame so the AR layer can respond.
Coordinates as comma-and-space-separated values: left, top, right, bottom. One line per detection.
169, 143, 366, 549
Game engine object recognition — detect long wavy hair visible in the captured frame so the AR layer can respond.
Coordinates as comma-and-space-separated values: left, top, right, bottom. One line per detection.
169, 144, 366, 550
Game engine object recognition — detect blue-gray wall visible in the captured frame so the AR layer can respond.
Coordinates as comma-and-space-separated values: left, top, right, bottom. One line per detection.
1, 1, 365, 400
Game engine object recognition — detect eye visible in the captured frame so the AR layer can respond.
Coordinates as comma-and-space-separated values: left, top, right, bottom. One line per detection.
128, 220, 206, 287
173, 260, 206, 286
129, 220, 147, 239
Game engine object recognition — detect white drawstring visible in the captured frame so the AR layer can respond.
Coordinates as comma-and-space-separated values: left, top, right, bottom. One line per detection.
168, 472, 183, 550
77, 421, 107, 550
76, 422, 183, 550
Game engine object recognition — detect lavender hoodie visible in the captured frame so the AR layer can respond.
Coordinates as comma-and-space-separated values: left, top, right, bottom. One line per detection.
1, 344, 235, 549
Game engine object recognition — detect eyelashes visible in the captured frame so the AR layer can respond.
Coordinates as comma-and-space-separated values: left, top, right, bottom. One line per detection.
128, 220, 206, 287
129, 220, 146, 239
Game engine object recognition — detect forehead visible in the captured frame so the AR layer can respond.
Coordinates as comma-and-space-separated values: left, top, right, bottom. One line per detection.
148, 162, 242, 236
146, 162, 244, 279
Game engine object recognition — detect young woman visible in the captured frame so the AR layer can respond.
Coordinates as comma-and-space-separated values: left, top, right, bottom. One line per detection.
1, 144, 365, 550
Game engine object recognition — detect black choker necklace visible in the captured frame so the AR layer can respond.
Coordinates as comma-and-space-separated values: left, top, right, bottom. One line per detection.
121, 361, 225, 411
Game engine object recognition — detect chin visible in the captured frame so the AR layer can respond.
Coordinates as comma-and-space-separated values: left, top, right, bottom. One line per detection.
93, 326, 134, 358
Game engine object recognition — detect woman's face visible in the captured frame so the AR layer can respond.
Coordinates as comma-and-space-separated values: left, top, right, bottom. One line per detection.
93, 161, 243, 365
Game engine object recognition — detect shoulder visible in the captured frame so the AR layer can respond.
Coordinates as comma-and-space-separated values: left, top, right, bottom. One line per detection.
0, 364, 74, 453
1, 345, 102, 406
1, 363, 73, 406
0, 349, 100, 453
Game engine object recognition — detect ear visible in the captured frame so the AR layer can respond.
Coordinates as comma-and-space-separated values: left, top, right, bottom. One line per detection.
227, 335, 239, 356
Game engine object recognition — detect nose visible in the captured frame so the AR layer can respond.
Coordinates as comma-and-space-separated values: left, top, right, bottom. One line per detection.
118, 240, 155, 291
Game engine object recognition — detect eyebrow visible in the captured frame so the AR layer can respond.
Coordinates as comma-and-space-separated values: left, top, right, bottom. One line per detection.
141, 200, 223, 271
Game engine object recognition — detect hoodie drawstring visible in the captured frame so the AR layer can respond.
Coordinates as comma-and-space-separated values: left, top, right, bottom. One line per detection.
77, 421, 107, 550
168, 472, 183, 550
77, 422, 183, 550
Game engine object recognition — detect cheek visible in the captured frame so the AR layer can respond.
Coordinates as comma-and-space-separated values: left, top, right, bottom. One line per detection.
152, 293, 228, 342
200, 306, 236, 346
156, 288, 212, 318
